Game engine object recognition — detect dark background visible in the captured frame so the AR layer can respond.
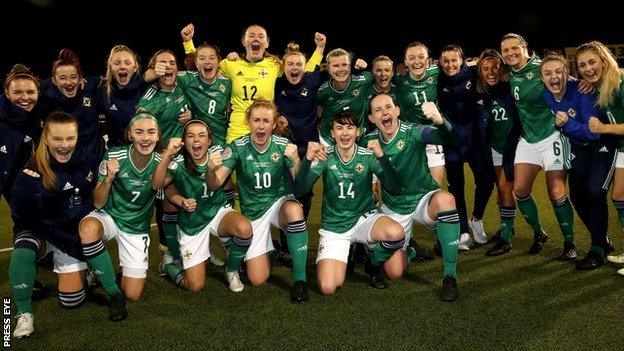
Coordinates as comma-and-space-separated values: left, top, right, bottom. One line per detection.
3, 0, 622, 78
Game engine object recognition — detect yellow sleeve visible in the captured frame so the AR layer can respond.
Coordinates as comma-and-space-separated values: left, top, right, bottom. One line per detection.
183, 40, 196, 54
306, 50, 323, 72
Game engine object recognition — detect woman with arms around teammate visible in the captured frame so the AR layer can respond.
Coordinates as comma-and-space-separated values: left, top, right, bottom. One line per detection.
205, 100, 310, 302
9, 112, 110, 338
500, 33, 575, 257
575, 41, 624, 273
473, 49, 521, 256
152, 119, 253, 292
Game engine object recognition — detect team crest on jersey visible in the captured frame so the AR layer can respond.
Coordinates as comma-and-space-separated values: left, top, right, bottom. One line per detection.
258, 68, 269, 78
222, 147, 232, 160
98, 161, 108, 175
465, 81, 472, 90
397, 140, 405, 150
83, 97, 91, 107
567, 108, 577, 118
168, 161, 179, 170
427, 76, 434, 84
317, 243, 324, 254
301, 87, 308, 97
525, 72, 534, 80
219, 84, 226, 93
86, 171, 93, 182
355, 163, 364, 173
271, 152, 281, 163
352, 89, 360, 97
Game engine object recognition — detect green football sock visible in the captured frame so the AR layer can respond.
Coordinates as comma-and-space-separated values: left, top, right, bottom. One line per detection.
285, 220, 309, 282
437, 210, 460, 278
516, 194, 543, 233
552, 196, 574, 244
226, 236, 252, 273
9, 248, 37, 314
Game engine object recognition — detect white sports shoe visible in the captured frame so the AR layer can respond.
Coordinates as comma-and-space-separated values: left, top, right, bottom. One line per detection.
618, 268, 624, 276
607, 252, 624, 264
468, 218, 487, 244
225, 271, 244, 292
13, 313, 34, 338
458, 233, 473, 251
159, 252, 174, 277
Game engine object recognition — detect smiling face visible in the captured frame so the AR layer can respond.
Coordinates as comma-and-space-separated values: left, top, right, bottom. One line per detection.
373, 59, 394, 90
328, 54, 351, 85
284, 53, 306, 85
243, 25, 269, 62
248, 106, 276, 150
440, 49, 463, 77
404, 45, 429, 79
479, 58, 502, 87
110, 50, 137, 87
128, 118, 159, 156
156, 52, 178, 90
576, 50, 604, 84
45, 122, 78, 163
369, 94, 400, 140
52, 65, 80, 97
184, 122, 211, 163
195, 46, 220, 83
541, 59, 567, 96
6, 78, 38, 111
330, 116, 359, 151
501, 38, 528, 69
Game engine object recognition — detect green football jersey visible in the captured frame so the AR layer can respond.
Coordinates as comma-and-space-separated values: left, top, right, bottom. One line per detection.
177, 72, 232, 145
298, 146, 397, 233
509, 56, 555, 143
603, 77, 624, 151
222, 135, 293, 220
394, 66, 440, 125
168, 147, 228, 236
98, 145, 160, 234
361, 121, 440, 215
317, 72, 374, 143
487, 99, 514, 153
138, 83, 189, 148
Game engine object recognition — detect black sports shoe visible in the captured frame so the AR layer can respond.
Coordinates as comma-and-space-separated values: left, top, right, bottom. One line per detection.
490, 228, 515, 243
560, 242, 577, 261
354, 243, 368, 263
528, 230, 548, 254
440, 275, 459, 302
409, 239, 435, 261
576, 251, 604, 270
486, 240, 512, 256
32, 280, 51, 300
364, 259, 387, 289
108, 292, 128, 322
290, 281, 309, 303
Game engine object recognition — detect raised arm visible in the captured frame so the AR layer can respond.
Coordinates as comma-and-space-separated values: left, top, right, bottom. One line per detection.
93, 157, 119, 209
306, 32, 326, 71
152, 138, 184, 190
294, 142, 325, 197
205, 148, 233, 190
367, 140, 402, 195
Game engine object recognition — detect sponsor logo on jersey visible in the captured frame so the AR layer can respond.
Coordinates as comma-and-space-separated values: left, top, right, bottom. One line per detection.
0, 145, 6, 153
109, 104, 118, 111
246, 154, 254, 160
166, 97, 171, 103
63, 182, 74, 191
329, 164, 338, 170
236, 71, 244, 76
442, 88, 449, 93
120, 171, 130, 178
355, 163, 364, 173
83, 97, 91, 107
599, 146, 609, 152
476, 99, 484, 105
567, 108, 577, 118
271, 152, 281, 163
24, 135, 32, 143
280, 90, 287, 96
396, 140, 405, 150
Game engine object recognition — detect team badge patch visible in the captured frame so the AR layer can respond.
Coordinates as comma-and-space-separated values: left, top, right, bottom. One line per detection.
222, 147, 232, 160
86, 171, 93, 182
83, 97, 91, 107
271, 152, 281, 163
183, 250, 193, 261
355, 163, 364, 173
353, 89, 360, 97
317, 243, 324, 254
99, 161, 108, 176
465, 81, 472, 90
301, 87, 308, 97
258, 68, 268, 78
427, 76, 434, 84
168, 161, 179, 170
219, 84, 226, 93
567, 108, 577, 118
397, 140, 405, 150
526, 72, 534, 80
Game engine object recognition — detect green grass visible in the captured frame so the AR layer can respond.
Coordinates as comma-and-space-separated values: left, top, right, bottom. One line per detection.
1, 171, 624, 351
